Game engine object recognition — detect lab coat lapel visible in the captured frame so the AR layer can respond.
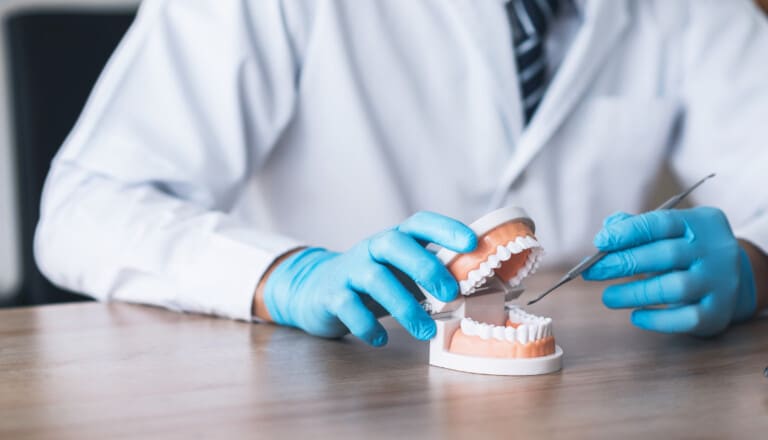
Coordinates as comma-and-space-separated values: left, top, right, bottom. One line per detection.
489, 0, 630, 209
444, 1, 526, 141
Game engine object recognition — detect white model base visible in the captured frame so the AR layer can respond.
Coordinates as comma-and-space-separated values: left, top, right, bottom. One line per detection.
430, 345, 563, 376
429, 318, 562, 376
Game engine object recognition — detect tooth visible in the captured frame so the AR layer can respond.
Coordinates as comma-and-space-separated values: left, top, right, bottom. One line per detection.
472, 280, 487, 291
492, 326, 506, 341
507, 240, 523, 254
486, 254, 501, 268
479, 323, 492, 340
459, 280, 473, 294
461, 318, 474, 336
496, 245, 511, 260
536, 324, 543, 340
473, 278, 490, 290
516, 325, 528, 344
515, 236, 529, 250
527, 325, 537, 342
504, 326, 516, 342
478, 262, 493, 276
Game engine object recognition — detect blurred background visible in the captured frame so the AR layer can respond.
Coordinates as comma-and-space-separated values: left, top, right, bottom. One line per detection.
0, 0, 766, 308
0, 0, 137, 307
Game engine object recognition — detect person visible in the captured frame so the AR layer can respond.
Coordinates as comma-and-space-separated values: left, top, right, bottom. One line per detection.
35, 0, 768, 346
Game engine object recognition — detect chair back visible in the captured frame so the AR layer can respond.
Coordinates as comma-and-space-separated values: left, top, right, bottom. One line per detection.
2, 5, 136, 305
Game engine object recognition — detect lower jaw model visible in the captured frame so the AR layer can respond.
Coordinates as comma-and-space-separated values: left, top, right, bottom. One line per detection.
424, 207, 563, 376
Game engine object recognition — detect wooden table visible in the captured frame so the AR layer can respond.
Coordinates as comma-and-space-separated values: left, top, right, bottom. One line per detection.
1, 274, 766, 439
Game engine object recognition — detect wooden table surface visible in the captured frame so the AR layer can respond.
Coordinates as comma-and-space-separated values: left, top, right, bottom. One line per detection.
1, 274, 766, 439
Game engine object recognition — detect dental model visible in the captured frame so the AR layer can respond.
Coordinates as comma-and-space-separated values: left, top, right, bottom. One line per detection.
425, 207, 563, 375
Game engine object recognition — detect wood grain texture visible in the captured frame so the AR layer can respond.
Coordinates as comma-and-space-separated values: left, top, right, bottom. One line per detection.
1, 274, 767, 439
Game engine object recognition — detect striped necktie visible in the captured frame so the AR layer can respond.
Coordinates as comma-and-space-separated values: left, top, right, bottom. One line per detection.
506, 0, 560, 124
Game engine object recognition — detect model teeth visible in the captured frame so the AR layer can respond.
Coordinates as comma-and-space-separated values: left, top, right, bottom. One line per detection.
460, 317, 474, 335
508, 306, 554, 337
478, 323, 492, 340
516, 325, 528, 344
459, 236, 544, 295
459, 314, 553, 344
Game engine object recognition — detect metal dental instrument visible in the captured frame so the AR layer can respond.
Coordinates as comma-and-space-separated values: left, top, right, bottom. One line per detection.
526, 173, 716, 306
421, 274, 523, 318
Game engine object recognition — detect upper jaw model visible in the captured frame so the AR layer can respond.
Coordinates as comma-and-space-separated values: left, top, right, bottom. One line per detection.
424, 207, 563, 376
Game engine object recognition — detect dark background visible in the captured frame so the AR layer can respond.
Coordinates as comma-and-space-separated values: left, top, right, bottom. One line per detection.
2, 8, 136, 306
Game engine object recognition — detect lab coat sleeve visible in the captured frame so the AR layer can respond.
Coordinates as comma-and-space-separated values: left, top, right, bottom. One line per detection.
34, 0, 311, 320
671, 0, 768, 254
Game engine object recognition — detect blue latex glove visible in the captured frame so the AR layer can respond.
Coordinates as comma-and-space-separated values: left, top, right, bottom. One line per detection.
583, 207, 757, 336
263, 212, 477, 346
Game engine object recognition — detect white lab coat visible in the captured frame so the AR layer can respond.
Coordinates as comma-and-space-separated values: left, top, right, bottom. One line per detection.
35, 0, 768, 320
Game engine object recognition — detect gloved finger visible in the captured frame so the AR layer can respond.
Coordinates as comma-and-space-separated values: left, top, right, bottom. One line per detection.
601, 271, 706, 309
369, 230, 458, 302
603, 211, 633, 227
330, 288, 389, 346
688, 293, 733, 337
397, 211, 477, 253
349, 261, 437, 341
630, 304, 704, 334
583, 238, 696, 280
594, 210, 687, 252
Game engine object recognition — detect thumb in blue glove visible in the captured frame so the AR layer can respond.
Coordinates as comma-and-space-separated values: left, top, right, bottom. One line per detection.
263, 211, 477, 346
583, 207, 757, 336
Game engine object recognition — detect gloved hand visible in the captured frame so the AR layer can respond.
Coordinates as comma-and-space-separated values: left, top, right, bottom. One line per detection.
263, 212, 477, 346
583, 207, 757, 336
